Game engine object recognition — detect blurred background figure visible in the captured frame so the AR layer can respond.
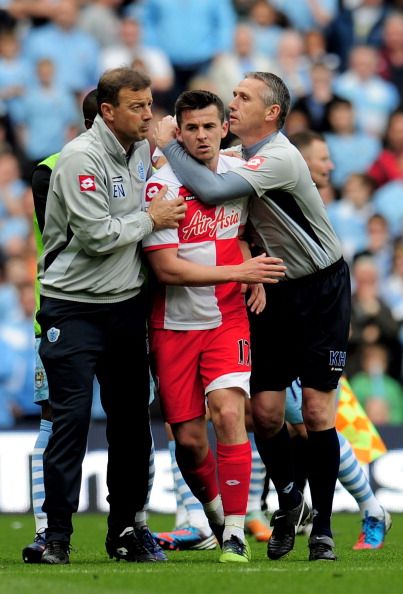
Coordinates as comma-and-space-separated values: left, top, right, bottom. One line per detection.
326, 0, 389, 71
347, 255, 402, 382
292, 62, 341, 133
0, 151, 31, 255
0, 28, 30, 148
350, 343, 403, 426
381, 238, 403, 336
101, 15, 174, 109
133, 0, 236, 108
245, 0, 286, 59
368, 109, 403, 188
78, 0, 122, 49
271, 0, 337, 33
208, 23, 275, 106
324, 97, 381, 193
13, 57, 79, 180
355, 214, 394, 284
22, 0, 100, 97
327, 173, 376, 263
378, 11, 403, 103
334, 45, 399, 138
272, 29, 311, 102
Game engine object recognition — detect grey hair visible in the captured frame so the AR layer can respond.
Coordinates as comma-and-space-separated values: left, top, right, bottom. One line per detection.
244, 72, 291, 129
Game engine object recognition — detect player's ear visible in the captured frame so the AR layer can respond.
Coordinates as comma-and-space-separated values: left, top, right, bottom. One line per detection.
100, 102, 114, 123
176, 126, 183, 143
264, 104, 281, 123
221, 120, 229, 139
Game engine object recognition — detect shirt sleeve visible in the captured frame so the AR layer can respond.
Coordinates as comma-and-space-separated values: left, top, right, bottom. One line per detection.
142, 178, 179, 251
234, 151, 298, 198
162, 140, 254, 204
52, 150, 153, 256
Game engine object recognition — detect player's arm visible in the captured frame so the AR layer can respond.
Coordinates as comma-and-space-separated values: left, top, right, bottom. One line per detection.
160, 140, 253, 204
146, 247, 286, 286
54, 152, 185, 255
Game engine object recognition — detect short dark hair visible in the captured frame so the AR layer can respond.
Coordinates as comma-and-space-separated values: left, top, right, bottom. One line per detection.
97, 68, 151, 115
245, 72, 291, 129
288, 130, 325, 151
326, 96, 352, 112
175, 90, 226, 127
82, 89, 98, 128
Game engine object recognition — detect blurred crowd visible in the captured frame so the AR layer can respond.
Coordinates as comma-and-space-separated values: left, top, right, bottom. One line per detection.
1, 0, 403, 428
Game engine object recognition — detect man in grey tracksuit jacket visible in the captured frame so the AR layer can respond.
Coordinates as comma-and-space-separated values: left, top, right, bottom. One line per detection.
37, 68, 185, 564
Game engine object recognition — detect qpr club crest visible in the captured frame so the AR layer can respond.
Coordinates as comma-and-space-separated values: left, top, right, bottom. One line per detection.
137, 160, 146, 181
47, 327, 60, 343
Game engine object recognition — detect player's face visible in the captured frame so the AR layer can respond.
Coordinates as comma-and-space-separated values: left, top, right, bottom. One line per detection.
304, 139, 334, 189
177, 105, 228, 170
102, 86, 153, 150
228, 78, 272, 142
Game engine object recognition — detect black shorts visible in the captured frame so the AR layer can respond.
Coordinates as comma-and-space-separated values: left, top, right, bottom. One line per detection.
250, 258, 351, 394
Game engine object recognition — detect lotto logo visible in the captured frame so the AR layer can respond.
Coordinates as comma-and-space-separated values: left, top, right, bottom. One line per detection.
145, 182, 163, 202
244, 156, 265, 170
78, 175, 96, 191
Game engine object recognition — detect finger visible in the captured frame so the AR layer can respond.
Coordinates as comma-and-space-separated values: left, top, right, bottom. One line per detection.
155, 185, 168, 199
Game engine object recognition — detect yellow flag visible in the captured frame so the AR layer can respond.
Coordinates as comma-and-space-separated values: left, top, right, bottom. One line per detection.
336, 377, 387, 464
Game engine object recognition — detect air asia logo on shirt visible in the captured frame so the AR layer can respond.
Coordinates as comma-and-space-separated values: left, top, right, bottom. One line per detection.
145, 182, 163, 202
244, 156, 265, 170
182, 207, 240, 240
78, 175, 96, 191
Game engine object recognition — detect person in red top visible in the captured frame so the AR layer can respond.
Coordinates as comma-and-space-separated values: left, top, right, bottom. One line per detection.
142, 89, 285, 563
368, 109, 403, 188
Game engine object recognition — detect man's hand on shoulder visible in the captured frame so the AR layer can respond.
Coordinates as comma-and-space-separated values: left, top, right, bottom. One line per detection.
147, 185, 186, 230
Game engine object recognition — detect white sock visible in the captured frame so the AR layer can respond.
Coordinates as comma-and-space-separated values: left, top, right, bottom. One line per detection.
223, 515, 246, 543
135, 510, 147, 527
203, 495, 224, 526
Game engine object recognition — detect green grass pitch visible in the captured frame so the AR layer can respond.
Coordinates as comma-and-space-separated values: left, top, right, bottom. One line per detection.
0, 513, 401, 594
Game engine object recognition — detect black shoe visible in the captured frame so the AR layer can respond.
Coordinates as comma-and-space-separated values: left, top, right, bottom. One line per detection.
309, 534, 337, 561
105, 527, 156, 562
41, 541, 70, 564
135, 526, 168, 561
22, 530, 46, 563
268, 494, 311, 560
208, 521, 224, 548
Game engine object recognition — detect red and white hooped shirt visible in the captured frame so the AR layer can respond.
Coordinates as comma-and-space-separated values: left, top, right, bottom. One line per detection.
142, 155, 249, 330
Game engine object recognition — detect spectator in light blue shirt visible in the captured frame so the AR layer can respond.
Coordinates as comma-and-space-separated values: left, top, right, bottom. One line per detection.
22, 0, 100, 96
271, 0, 337, 32
246, 0, 286, 59
373, 180, 403, 239
14, 57, 78, 165
0, 282, 36, 426
0, 29, 32, 125
133, 0, 236, 98
325, 97, 381, 191
327, 173, 376, 263
334, 45, 400, 138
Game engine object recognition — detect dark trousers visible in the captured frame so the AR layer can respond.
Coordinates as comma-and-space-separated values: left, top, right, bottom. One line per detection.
38, 293, 151, 542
